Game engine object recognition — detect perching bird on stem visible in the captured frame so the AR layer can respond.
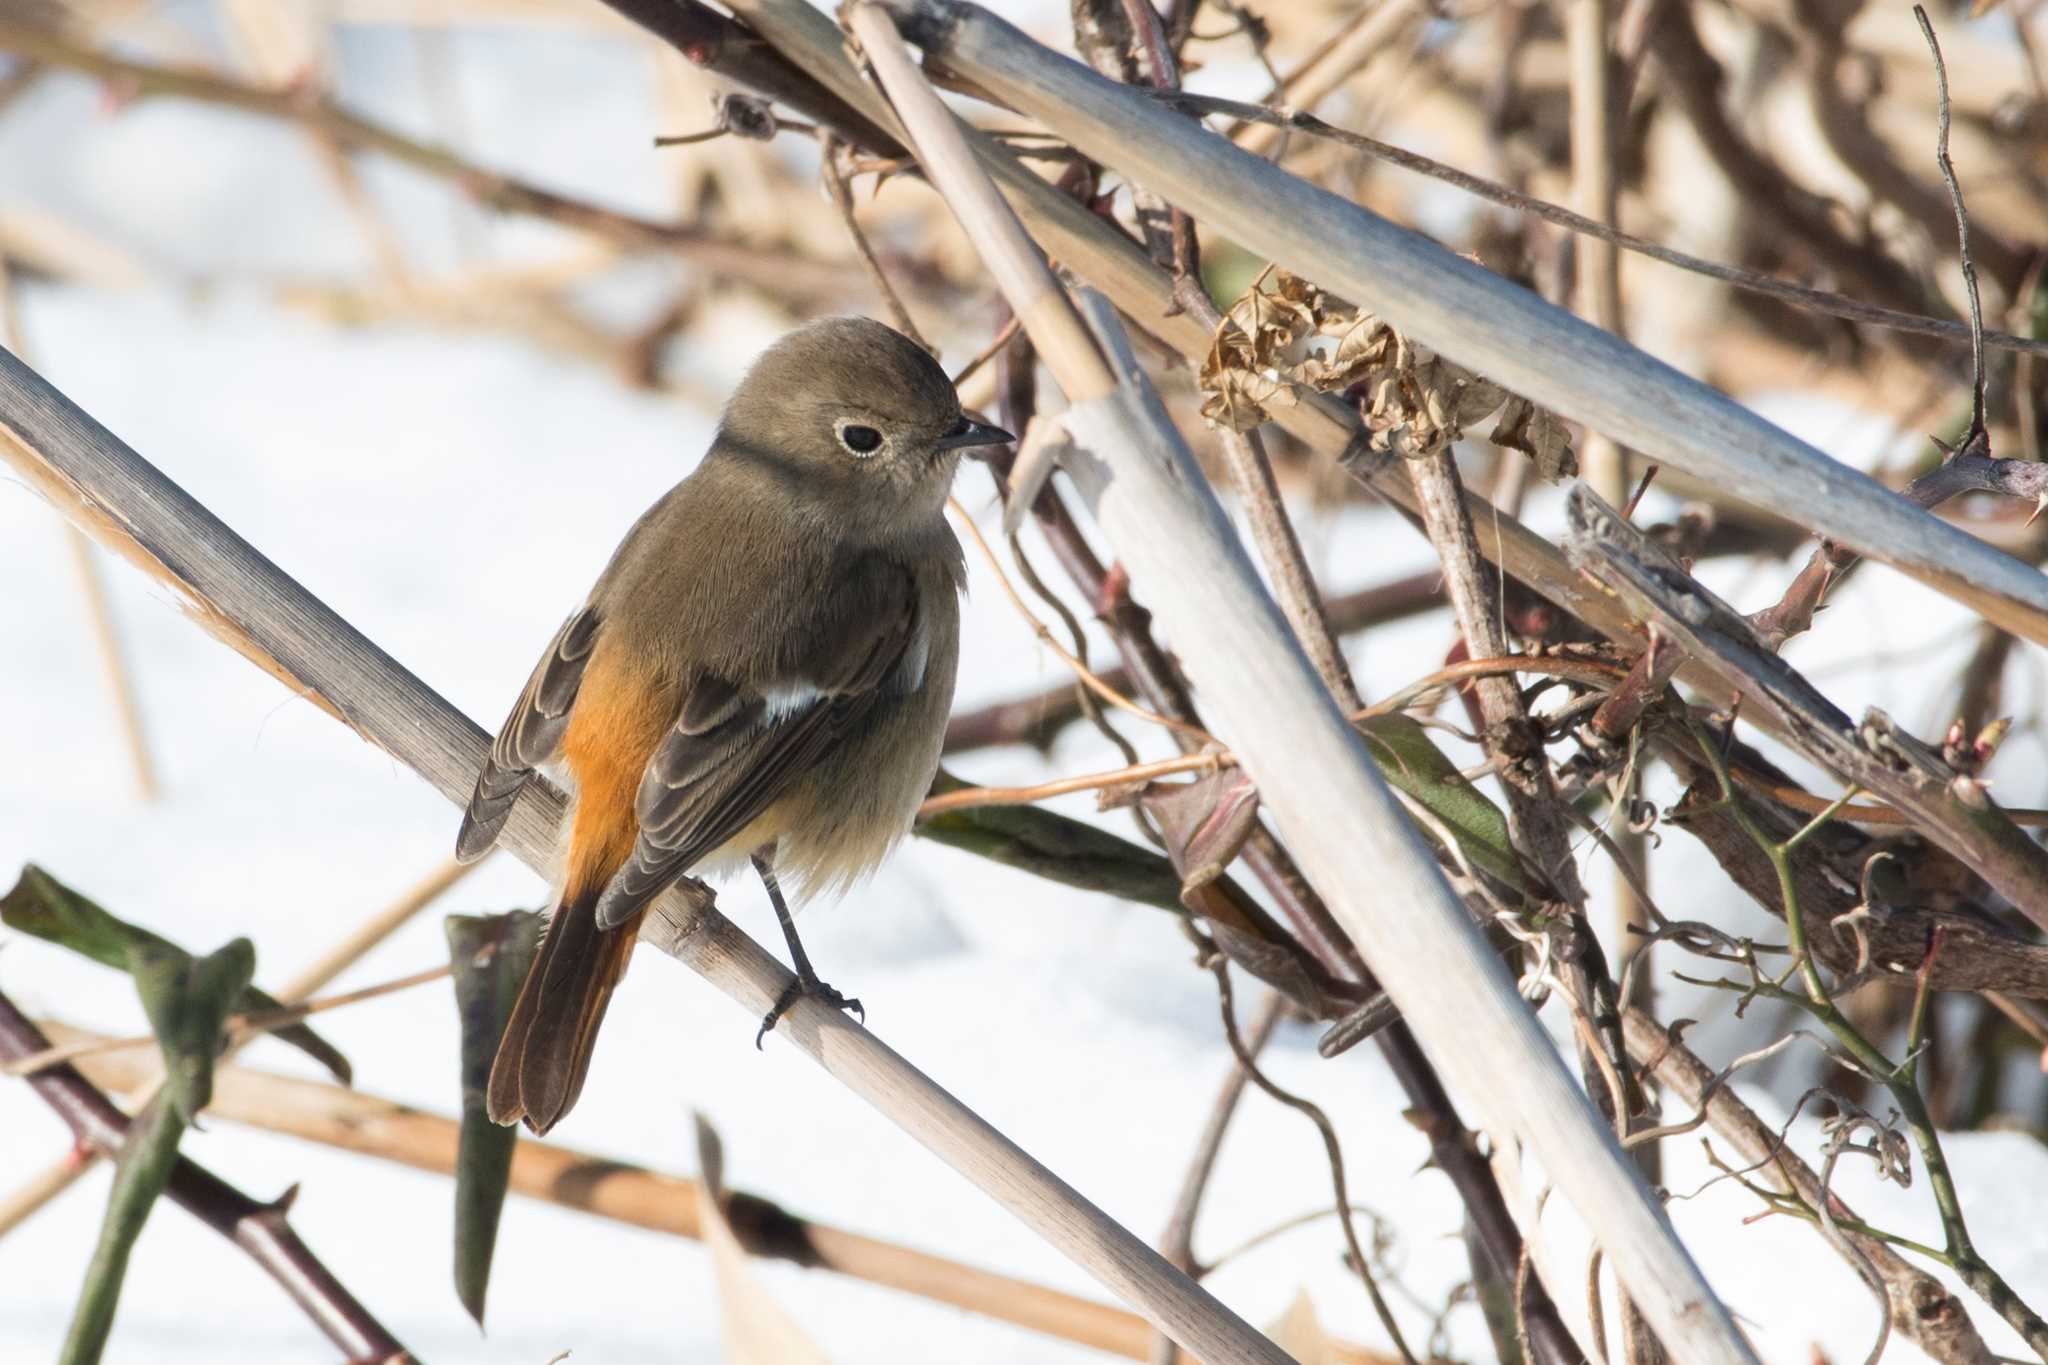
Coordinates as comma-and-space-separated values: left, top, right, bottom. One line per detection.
455, 316, 1013, 1135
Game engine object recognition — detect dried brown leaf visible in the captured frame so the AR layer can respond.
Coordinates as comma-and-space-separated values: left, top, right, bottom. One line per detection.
1198, 271, 1576, 476
1491, 396, 1578, 481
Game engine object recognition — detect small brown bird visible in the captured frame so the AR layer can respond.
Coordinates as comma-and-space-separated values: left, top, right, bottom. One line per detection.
456, 317, 1012, 1135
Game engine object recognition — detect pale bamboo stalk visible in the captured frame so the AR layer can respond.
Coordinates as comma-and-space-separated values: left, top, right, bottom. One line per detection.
845, 0, 1111, 519
1567, 0, 1626, 510
1057, 277, 1752, 1365
0, 350, 1287, 1365
844, 9, 1754, 1363
847, 13, 1114, 402
50, 1038, 1393, 1365
885, 0, 2048, 648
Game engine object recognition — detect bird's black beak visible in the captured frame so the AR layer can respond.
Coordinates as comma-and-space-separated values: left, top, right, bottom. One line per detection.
935, 416, 1016, 452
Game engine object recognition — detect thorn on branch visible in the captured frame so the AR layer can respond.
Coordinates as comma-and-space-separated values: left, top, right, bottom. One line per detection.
654, 91, 808, 146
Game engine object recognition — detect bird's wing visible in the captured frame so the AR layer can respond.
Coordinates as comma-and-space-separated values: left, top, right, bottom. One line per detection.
592, 558, 922, 930
455, 607, 602, 862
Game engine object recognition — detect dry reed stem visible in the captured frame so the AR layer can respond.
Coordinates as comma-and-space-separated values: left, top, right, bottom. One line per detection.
48, 1037, 1396, 1365
845, 15, 1116, 402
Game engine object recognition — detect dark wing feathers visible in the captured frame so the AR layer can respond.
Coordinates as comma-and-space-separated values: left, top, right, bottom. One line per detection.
590, 560, 918, 930
455, 607, 600, 862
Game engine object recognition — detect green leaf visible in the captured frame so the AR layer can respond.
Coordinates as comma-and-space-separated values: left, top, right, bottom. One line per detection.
916, 775, 1187, 913
924, 734, 1526, 909
1357, 715, 1531, 894
62, 932, 251, 1365
60, 1094, 187, 1365
444, 910, 543, 1328
1, 865, 352, 1085
128, 936, 255, 1124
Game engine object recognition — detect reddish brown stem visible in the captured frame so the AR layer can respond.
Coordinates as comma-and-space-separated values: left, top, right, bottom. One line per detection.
0, 991, 406, 1362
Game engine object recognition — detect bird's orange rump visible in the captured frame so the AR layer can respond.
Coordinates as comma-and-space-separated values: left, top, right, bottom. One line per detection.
558, 640, 674, 906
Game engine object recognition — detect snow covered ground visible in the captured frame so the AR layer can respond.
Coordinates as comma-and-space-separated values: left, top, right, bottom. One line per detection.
2, 8, 2045, 1364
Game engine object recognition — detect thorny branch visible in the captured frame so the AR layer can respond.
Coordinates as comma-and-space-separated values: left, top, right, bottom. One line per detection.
0, 990, 407, 1362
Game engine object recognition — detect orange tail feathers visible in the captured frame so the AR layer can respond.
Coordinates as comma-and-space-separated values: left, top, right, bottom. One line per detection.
486, 886, 642, 1135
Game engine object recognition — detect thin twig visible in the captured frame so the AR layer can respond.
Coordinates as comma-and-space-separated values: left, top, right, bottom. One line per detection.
1206, 958, 1420, 1365
917, 754, 1225, 817
3, 964, 453, 1079
949, 314, 1022, 388
946, 497, 1211, 743
1152, 992, 1284, 1365
1692, 722, 2048, 1353
1624, 1005, 1995, 1365
820, 130, 928, 350
1792, 0, 2031, 295
1914, 5, 1988, 444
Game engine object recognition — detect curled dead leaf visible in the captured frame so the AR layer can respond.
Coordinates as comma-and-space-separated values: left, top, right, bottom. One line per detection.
1196, 269, 1577, 477
1491, 396, 1577, 481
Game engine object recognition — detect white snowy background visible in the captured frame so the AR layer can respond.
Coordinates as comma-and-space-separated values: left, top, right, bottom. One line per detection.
2, 5, 2045, 1363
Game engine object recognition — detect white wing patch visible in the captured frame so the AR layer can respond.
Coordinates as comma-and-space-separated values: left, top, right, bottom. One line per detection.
760, 682, 823, 721
892, 613, 930, 695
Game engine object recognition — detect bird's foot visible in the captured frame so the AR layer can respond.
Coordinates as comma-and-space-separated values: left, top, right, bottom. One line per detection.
755, 975, 865, 1047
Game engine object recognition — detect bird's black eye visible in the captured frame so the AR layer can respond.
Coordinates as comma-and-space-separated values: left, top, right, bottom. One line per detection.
839, 424, 883, 455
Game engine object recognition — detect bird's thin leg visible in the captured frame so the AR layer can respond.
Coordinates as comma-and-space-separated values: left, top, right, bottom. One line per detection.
756, 849, 819, 981
753, 848, 863, 1046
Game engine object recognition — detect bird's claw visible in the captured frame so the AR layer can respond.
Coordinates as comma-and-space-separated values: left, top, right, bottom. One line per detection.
755, 977, 865, 1047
